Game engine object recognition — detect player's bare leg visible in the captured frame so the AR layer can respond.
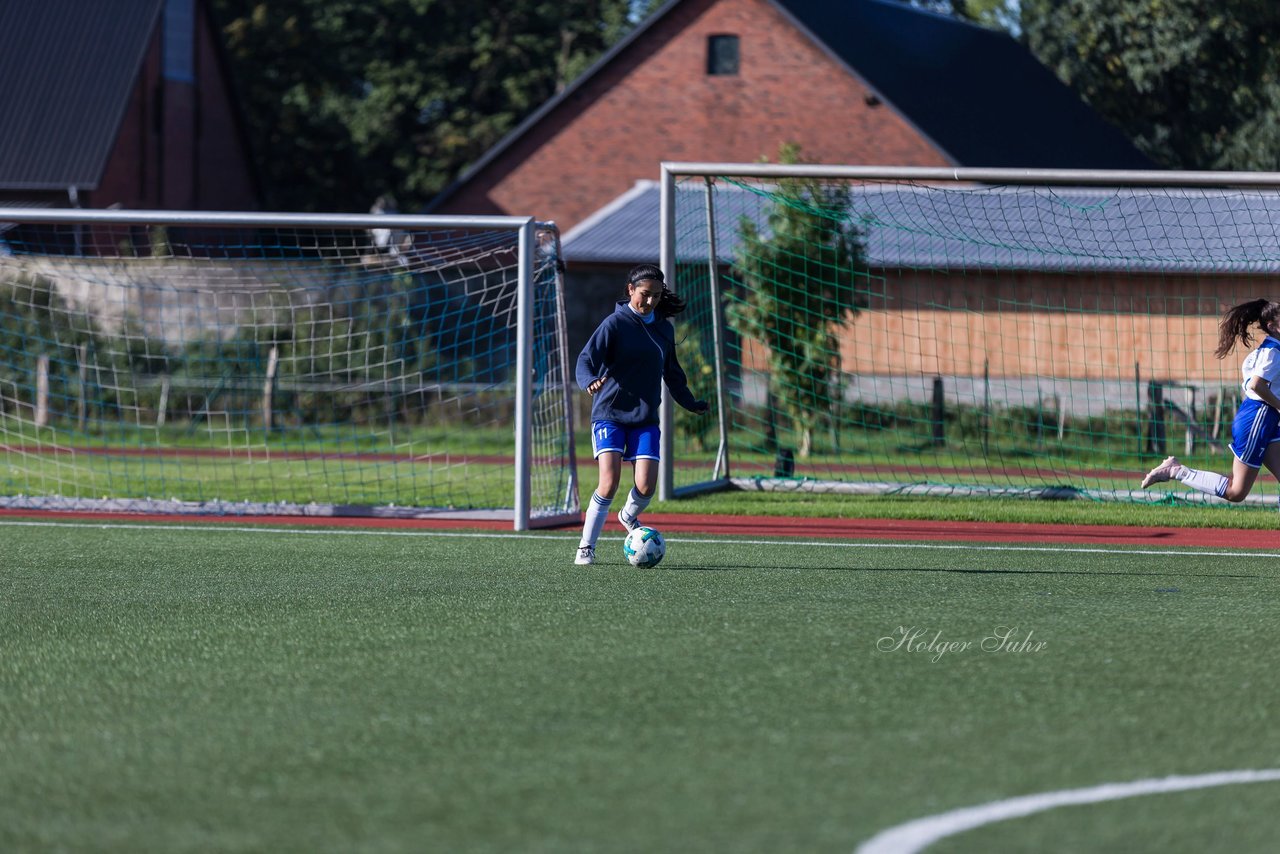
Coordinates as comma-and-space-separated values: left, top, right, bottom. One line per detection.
619, 458, 657, 532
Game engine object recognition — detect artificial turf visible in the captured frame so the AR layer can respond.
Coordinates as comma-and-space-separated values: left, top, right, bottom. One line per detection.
3, 520, 1279, 852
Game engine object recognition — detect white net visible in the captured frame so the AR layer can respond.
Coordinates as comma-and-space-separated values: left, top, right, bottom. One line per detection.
0, 212, 578, 525
664, 166, 1280, 507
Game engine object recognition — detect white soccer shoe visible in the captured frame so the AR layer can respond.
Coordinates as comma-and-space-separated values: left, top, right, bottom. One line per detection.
1141, 455, 1182, 489
574, 545, 596, 565
617, 510, 640, 533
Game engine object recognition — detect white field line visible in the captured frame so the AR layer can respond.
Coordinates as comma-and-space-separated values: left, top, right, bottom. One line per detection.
0, 518, 1278, 559
856, 769, 1280, 854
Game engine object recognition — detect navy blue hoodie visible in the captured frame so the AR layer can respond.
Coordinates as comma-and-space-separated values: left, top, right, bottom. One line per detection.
575, 301, 702, 426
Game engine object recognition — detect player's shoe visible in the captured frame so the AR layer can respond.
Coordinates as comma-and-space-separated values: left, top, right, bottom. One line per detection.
1141, 455, 1182, 488
618, 509, 640, 533
574, 545, 596, 565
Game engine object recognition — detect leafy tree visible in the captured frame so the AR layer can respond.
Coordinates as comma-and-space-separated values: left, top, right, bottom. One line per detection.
728, 145, 867, 458
904, 0, 1022, 31
902, 1, 1280, 171
1019, 0, 1280, 170
211, 0, 641, 211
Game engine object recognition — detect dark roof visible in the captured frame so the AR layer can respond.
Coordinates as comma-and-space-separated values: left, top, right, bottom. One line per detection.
563, 180, 1280, 273
773, 0, 1152, 169
0, 0, 164, 190
430, 0, 1153, 212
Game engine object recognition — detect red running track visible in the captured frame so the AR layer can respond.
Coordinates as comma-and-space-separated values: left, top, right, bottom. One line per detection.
1, 508, 1275, 549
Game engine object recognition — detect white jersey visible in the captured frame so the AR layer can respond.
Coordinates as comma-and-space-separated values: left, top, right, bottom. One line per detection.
1241, 336, 1280, 401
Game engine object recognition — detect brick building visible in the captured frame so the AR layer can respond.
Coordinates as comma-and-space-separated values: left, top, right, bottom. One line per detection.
0, 0, 259, 212
429, 0, 1152, 233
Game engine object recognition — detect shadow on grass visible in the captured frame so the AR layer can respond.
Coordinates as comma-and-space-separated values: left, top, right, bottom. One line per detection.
663, 564, 1260, 579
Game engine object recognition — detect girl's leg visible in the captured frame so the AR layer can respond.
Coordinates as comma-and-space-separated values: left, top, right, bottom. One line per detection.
619, 458, 658, 530
1150, 454, 1256, 501
1260, 441, 1280, 493
1219, 456, 1260, 502
1144, 451, 1260, 501
596, 452, 623, 500
1265, 448, 1280, 478
577, 452, 623, 563
1175, 398, 1279, 501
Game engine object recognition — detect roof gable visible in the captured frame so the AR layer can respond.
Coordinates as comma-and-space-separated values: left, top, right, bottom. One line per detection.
772, 0, 1153, 169
431, 0, 1153, 213
0, 0, 164, 190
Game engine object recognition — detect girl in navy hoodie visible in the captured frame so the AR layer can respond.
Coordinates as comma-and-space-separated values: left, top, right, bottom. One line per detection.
573, 264, 709, 565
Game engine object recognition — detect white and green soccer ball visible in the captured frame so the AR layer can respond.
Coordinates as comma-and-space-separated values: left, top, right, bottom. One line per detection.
623, 526, 666, 568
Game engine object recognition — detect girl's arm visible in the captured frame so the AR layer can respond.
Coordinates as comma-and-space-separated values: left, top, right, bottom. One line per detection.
575, 320, 613, 392
662, 343, 708, 413
1249, 375, 1280, 411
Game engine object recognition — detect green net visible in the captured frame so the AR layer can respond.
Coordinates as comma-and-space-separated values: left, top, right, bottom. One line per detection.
670, 172, 1280, 506
0, 213, 577, 524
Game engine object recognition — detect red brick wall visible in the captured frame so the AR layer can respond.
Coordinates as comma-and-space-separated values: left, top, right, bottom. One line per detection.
440, 0, 949, 230
90, 2, 257, 212
192, 4, 258, 211
93, 37, 161, 209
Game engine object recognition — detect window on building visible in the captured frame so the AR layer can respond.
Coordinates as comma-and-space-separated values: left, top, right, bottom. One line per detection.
163, 0, 195, 83
707, 35, 739, 76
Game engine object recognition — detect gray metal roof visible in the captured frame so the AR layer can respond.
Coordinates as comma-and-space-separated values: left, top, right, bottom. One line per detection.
563, 180, 1280, 273
0, 0, 164, 190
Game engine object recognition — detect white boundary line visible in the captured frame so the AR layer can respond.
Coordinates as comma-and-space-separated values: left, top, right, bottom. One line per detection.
856, 770, 1280, 854
0, 519, 1279, 559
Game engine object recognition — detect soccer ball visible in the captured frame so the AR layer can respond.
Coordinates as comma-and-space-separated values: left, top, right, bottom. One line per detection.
623, 526, 666, 568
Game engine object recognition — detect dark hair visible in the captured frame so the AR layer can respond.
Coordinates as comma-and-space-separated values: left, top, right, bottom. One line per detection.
628, 264, 664, 286
1215, 298, 1280, 358
626, 263, 688, 317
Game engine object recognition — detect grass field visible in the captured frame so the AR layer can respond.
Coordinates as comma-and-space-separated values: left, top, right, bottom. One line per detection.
4, 517, 1280, 852
9, 409, 1273, 514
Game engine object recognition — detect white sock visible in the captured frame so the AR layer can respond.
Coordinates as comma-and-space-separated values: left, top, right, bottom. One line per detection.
1176, 466, 1229, 497
580, 491, 612, 548
621, 487, 651, 523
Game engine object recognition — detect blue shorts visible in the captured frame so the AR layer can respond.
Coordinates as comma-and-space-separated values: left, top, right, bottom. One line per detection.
1230, 398, 1280, 468
590, 420, 660, 462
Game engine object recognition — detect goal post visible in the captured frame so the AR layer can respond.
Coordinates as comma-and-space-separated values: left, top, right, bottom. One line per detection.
659, 162, 1280, 507
0, 208, 579, 529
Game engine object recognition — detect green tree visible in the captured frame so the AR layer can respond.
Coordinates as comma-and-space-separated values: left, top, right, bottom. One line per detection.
1020, 0, 1280, 170
905, 0, 1022, 31
728, 146, 867, 459
212, 0, 640, 211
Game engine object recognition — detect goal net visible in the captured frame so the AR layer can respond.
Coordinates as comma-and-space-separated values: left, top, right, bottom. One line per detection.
0, 210, 578, 528
661, 164, 1280, 507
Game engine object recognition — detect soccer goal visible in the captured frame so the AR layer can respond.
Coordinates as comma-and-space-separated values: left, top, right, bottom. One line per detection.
659, 163, 1280, 507
0, 209, 578, 529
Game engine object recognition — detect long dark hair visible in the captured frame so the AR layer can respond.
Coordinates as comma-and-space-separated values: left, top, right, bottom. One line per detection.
1215, 298, 1280, 358
627, 263, 688, 317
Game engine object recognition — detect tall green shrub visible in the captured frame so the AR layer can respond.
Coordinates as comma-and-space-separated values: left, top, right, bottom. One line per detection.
728, 146, 868, 457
